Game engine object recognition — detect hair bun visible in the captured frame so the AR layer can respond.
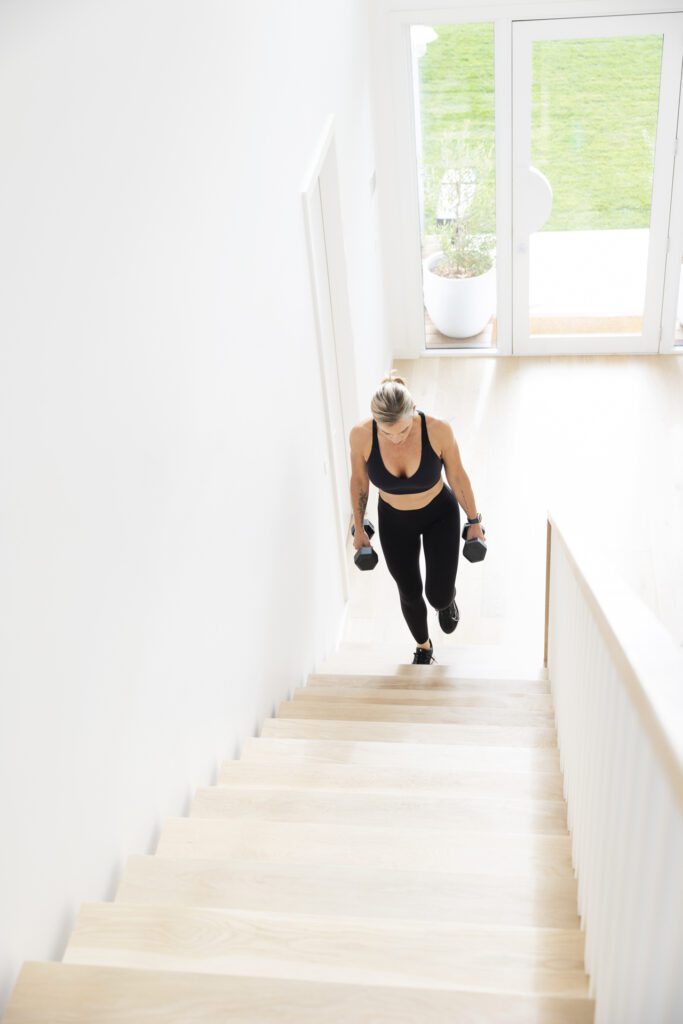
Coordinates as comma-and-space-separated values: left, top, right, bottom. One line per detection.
380, 368, 408, 387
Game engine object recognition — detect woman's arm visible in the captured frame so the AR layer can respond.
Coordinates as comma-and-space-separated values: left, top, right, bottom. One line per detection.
349, 425, 371, 545
437, 420, 485, 541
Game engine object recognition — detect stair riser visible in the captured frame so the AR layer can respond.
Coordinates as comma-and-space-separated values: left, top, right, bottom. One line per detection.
294, 686, 555, 710
156, 818, 575, 879
277, 700, 555, 727
261, 719, 558, 748
117, 856, 581, 929
308, 673, 550, 693
240, 737, 561, 773
3, 962, 596, 1024
64, 902, 588, 996
219, 761, 565, 800
189, 788, 569, 836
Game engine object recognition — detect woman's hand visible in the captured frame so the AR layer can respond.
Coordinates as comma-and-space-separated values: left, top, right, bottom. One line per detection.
353, 530, 372, 551
466, 523, 486, 543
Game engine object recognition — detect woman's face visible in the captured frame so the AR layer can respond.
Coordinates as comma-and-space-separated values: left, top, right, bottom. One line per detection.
378, 412, 414, 446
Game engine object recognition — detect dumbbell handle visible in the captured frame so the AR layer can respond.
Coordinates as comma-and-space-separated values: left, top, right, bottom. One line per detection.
352, 518, 374, 533
352, 518, 375, 541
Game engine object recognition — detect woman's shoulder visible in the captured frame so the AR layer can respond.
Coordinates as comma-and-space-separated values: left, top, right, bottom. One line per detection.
349, 418, 374, 457
350, 417, 374, 438
422, 414, 455, 456
423, 413, 454, 434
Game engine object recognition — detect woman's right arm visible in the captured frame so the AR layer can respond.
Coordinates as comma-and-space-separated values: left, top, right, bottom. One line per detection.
349, 426, 371, 548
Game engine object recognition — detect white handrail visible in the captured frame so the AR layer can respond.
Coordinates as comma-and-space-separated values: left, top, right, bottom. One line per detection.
546, 513, 683, 1024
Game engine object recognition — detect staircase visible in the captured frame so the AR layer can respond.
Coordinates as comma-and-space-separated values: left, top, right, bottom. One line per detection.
3, 647, 594, 1023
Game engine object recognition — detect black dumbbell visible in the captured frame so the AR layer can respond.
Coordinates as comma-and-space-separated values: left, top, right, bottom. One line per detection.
351, 519, 379, 571
462, 521, 487, 563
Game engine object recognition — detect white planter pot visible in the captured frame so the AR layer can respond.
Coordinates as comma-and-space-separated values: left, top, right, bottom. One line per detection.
423, 252, 496, 339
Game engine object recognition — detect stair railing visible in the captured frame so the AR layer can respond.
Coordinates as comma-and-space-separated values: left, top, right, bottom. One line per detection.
545, 513, 683, 1024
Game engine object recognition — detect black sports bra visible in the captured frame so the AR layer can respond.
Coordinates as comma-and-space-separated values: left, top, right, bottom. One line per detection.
366, 410, 444, 495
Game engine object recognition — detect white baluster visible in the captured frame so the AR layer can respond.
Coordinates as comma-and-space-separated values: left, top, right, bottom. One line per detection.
581, 629, 609, 979
595, 686, 635, 1021
610, 736, 657, 1022
622, 772, 672, 1021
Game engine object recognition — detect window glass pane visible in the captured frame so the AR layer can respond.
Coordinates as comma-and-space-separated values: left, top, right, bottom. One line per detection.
529, 35, 662, 337
412, 23, 497, 349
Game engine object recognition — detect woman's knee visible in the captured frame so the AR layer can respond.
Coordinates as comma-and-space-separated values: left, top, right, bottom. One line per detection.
425, 579, 455, 611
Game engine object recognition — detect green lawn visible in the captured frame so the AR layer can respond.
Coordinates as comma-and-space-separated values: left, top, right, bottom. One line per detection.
418, 24, 662, 231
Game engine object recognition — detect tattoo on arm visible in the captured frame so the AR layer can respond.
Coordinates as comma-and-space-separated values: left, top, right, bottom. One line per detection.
457, 487, 472, 519
358, 488, 368, 521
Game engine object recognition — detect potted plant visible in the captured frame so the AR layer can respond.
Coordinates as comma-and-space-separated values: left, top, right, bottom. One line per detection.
422, 135, 496, 339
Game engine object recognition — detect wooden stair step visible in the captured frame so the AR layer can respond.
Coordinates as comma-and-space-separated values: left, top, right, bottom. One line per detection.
308, 671, 550, 694
277, 699, 554, 727
118, 854, 581, 929
321, 644, 547, 681
218, 758, 565, 800
2, 961, 595, 1023
261, 717, 558, 747
240, 736, 561, 773
155, 817, 574, 878
189, 785, 568, 836
295, 684, 554, 710
63, 902, 588, 997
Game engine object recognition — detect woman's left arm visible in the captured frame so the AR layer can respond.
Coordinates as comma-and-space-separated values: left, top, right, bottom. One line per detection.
437, 420, 485, 542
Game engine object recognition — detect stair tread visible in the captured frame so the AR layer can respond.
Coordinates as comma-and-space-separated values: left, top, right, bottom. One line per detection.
117, 854, 580, 928
219, 758, 564, 799
261, 717, 558, 747
189, 785, 568, 836
241, 736, 560, 772
308, 672, 549, 693
3, 962, 595, 1023
278, 699, 554, 726
322, 643, 547, 680
155, 817, 574, 878
295, 685, 554, 708
64, 902, 588, 997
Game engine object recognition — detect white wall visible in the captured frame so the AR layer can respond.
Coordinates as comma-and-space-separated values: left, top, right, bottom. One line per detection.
0, 0, 391, 1009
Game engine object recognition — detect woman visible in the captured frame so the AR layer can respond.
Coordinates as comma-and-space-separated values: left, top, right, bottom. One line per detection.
349, 370, 486, 664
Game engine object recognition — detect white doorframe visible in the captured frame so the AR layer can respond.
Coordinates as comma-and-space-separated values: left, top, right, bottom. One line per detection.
377, 0, 683, 358
660, 57, 683, 353
301, 116, 357, 601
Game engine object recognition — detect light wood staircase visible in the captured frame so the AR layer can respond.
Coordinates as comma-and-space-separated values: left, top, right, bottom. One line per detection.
3, 648, 594, 1023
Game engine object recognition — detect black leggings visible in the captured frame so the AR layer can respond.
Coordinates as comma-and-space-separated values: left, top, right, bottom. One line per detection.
377, 484, 461, 645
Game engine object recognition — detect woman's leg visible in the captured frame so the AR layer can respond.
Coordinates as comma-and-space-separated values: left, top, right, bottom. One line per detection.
377, 501, 430, 644
423, 487, 461, 611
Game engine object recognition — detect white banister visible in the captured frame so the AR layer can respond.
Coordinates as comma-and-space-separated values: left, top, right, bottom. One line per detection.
545, 513, 683, 1024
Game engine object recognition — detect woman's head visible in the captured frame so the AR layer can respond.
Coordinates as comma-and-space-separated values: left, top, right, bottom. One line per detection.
371, 369, 416, 443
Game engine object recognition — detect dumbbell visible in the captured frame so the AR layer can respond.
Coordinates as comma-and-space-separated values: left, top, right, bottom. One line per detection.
351, 519, 379, 571
462, 521, 487, 563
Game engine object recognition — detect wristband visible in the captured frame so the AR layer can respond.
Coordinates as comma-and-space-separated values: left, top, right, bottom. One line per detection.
466, 513, 482, 525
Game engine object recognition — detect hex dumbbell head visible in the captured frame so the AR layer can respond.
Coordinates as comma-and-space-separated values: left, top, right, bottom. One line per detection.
462, 538, 487, 563
354, 546, 379, 571
352, 519, 378, 571
461, 523, 487, 563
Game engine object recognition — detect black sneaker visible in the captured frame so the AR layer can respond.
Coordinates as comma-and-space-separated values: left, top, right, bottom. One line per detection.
438, 594, 459, 634
412, 640, 435, 665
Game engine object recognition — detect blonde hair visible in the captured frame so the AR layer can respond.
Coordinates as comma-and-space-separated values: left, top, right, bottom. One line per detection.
370, 369, 415, 425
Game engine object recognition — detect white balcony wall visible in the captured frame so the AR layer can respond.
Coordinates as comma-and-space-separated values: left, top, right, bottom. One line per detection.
0, 1, 390, 1011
